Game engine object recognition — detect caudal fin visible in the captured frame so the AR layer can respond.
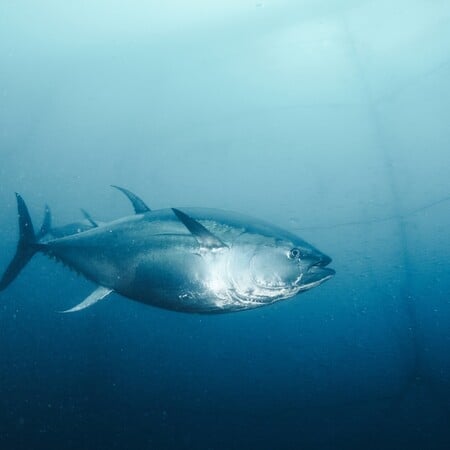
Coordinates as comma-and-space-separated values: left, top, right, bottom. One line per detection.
0, 193, 43, 291
36, 204, 52, 240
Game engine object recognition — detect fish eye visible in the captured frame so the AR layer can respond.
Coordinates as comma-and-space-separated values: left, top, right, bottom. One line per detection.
288, 248, 301, 260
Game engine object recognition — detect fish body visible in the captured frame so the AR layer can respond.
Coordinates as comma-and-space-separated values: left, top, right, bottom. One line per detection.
1, 190, 334, 313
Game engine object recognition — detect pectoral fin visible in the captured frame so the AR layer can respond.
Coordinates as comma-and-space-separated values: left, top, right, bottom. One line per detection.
60, 286, 113, 313
172, 208, 227, 250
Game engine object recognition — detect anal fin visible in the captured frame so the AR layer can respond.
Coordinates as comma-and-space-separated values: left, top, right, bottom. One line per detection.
60, 286, 113, 313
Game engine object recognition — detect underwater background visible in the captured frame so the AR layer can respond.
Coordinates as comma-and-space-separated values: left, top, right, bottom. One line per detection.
1, 1, 449, 449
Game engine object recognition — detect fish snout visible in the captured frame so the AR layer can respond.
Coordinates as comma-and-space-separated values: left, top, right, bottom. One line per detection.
306, 252, 332, 269
316, 254, 332, 267
299, 252, 335, 285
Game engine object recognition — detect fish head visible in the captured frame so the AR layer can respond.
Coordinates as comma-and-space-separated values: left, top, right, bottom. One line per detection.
229, 232, 335, 304
250, 239, 334, 291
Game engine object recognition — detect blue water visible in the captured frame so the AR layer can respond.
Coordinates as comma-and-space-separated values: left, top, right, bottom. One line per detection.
1, 1, 449, 449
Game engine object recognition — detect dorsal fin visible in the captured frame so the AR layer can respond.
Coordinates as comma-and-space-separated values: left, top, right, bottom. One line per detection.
80, 208, 99, 227
111, 185, 151, 214
172, 208, 227, 250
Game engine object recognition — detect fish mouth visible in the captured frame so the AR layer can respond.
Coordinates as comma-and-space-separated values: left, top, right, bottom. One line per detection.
297, 255, 335, 289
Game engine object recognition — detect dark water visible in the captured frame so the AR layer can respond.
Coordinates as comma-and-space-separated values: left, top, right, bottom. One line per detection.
1, 1, 449, 449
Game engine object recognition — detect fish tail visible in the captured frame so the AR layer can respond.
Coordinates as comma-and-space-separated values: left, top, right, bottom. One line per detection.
0, 194, 49, 291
